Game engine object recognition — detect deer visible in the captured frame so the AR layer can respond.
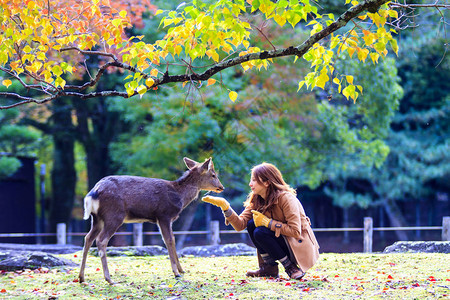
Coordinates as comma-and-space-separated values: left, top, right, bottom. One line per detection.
78, 157, 224, 284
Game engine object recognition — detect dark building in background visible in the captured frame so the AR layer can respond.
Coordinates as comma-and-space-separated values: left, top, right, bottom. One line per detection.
0, 156, 36, 243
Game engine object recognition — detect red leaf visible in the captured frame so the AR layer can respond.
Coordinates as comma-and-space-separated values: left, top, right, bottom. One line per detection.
285, 282, 291, 286
74, 254, 78, 258
1, 289, 6, 293
302, 287, 310, 292
96, 268, 100, 271
387, 275, 393, 279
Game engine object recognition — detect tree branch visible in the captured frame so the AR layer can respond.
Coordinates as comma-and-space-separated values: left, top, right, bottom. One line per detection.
0, 0, 392, 109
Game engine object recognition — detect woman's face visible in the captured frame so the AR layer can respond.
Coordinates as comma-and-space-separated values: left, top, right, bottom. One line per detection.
249, 174, 269, 198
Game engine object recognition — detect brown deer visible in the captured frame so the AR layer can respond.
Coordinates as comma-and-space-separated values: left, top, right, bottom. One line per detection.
78, 157, 224, 284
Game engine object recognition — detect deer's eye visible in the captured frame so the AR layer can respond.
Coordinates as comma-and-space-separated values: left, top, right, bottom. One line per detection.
212, 174, 216, 178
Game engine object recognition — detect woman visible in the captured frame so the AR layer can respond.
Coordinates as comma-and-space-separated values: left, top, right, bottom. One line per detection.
202, 162, 319, 280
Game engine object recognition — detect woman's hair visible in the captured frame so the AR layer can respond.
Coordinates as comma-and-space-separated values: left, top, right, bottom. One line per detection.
244, 162, 296, 213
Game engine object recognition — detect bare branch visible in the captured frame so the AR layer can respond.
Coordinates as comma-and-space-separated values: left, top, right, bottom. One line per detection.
388, 3, 450, 9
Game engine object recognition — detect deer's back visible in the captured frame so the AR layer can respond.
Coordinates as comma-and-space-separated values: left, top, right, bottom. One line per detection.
93, 175, 183, 222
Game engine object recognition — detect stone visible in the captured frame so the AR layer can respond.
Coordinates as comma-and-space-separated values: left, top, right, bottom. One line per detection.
0, 243, 82, 254
89, 245, 168, 257
179, 243, 256, 257
383, 241, 450, 253
0, 250, 77, 271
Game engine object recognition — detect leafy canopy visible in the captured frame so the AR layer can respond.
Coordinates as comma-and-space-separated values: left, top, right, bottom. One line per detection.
0, 0, 408, 108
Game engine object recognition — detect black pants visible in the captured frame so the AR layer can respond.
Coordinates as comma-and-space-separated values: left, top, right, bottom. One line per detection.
247, 219, 290, 261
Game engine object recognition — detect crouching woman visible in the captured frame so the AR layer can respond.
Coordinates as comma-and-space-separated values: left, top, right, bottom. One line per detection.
202, 162, 319, 280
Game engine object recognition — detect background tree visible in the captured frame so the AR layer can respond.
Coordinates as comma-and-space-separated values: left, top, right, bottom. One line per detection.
0, 81, 40, 179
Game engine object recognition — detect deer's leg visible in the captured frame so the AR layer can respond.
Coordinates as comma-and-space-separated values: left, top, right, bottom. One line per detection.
96, 218, 123, 285
158, 219, 184, 277
79, 215, 103, 283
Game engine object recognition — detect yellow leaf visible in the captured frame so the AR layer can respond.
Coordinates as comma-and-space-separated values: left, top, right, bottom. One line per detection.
207, 78, 216, 86
357, 48, 369, 62
137, 85, 147, 97
229, 91, 238, 102
150, 69, 158, 77
333, 78, 340, 85
316, 72, 329, 89
145, 78, 155, 87
346, 75, 354, 84
347, 47, 356, 58
297, 81, 305, 92
174, 45, 182, 56
155, 9, 163, 15
274, 15, 286, 27
370, 52, 379, 63
23, 45, 32, 53
119, 10, 127, 18
112, 19, 122, 28
54, 77, 66, 89
390, 38, 399, 55
388, 10, 398, 19
2, 79, 12, 88
27, 1, 36, 9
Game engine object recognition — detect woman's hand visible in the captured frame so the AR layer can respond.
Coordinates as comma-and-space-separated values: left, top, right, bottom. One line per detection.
251, 210, 271, 228
202, 196, 230, 211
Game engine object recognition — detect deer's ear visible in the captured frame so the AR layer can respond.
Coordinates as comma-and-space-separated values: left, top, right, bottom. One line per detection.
200, 157, 212, 173
207, 158, 214, 171
184, 157, 198, 170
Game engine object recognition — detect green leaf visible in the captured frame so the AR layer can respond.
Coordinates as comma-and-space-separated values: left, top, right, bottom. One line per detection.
51, 65, 63, 77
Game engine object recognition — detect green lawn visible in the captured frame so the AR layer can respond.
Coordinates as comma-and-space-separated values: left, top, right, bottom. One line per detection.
1, 252, 449, 299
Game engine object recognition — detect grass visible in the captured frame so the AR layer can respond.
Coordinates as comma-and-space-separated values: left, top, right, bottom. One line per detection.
0, 252, 449, 299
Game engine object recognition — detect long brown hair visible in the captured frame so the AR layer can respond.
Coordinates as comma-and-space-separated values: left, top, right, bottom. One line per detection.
244, 162, 296, 213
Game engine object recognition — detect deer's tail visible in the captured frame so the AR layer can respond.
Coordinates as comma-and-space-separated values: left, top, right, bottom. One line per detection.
83, 189, 99, 220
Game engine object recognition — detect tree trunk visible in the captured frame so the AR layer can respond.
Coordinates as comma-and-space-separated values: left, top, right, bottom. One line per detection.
74, 98, 122, 189
175, 200, 200, 249
383, 199, 409, 241
48, 99, 77, 238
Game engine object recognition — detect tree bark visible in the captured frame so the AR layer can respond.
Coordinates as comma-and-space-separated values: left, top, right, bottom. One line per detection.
383, 199, 410, 241
48, 99, 77, 237
73, 97, 123, 189
175, 200, 200, 249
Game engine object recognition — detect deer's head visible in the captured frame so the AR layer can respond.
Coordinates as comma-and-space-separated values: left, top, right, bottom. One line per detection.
184, 157, 224, 193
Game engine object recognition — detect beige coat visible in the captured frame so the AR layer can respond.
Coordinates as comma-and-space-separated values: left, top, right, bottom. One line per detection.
225, 192, 319, 272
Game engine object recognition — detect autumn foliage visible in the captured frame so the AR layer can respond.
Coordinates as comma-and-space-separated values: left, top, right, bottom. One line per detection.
0, 0, 408, 108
